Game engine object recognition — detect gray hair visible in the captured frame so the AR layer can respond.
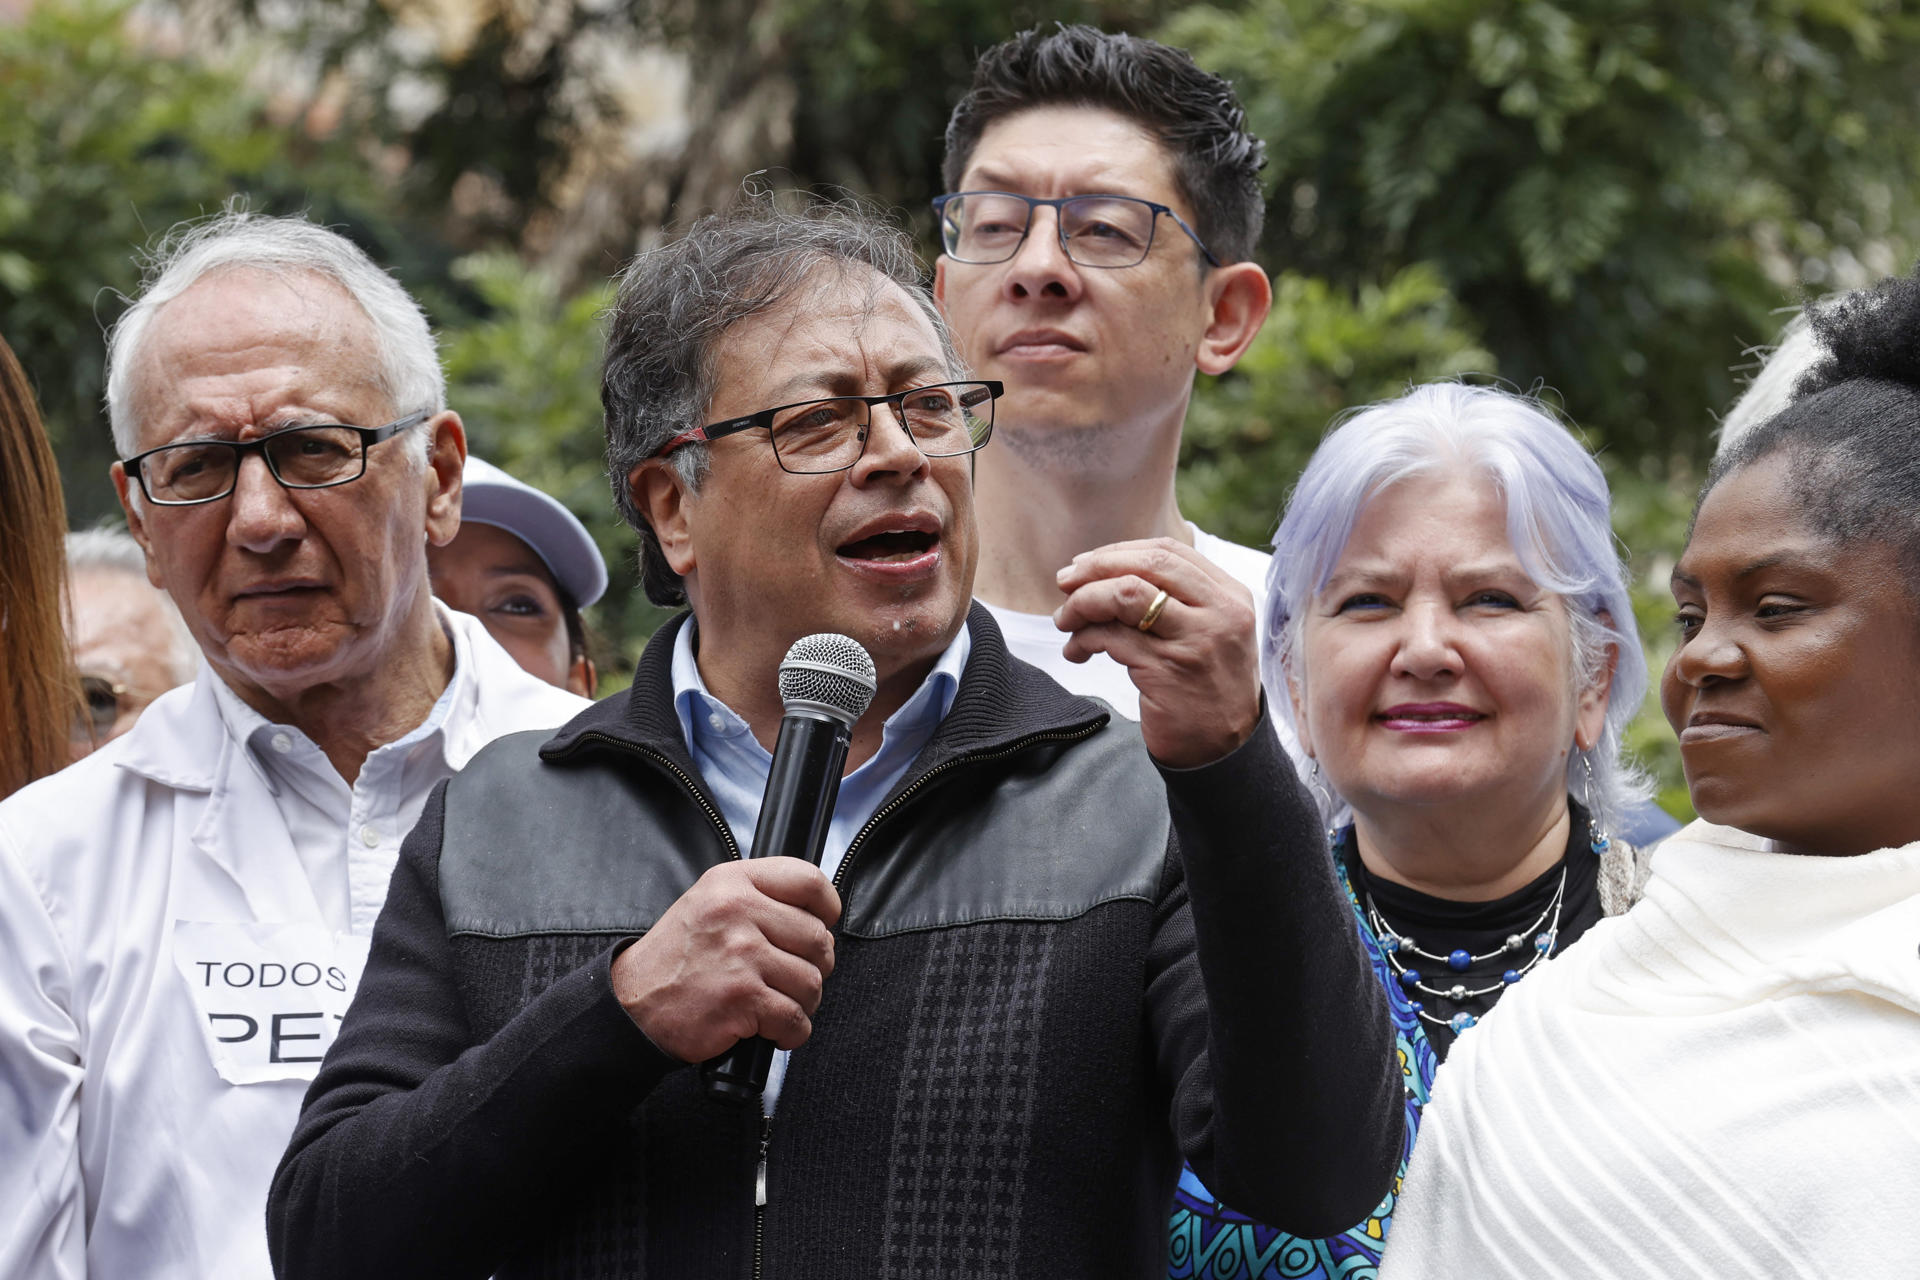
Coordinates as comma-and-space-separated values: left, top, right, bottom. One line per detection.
1716, 312, 1826, 457
1264, 382, 1652, 837
601, 193, 961, 607
105, 210, 444, 465
65, 528, 198, 685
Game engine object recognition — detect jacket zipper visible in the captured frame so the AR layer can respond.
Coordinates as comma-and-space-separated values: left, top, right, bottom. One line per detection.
560, 721, 1102, 891
752, 1114, 773, 1280
565, 721, 1101, 1279
830, 723, 1103, 892
764, 725, 1096, 1275
561, 733, 742, 859
566, 733, 773, 1274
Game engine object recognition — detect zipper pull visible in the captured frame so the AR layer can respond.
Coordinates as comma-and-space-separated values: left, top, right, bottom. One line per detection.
755, 1116, 773, 1208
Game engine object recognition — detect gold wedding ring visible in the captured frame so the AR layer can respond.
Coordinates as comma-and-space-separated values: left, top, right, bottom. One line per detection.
1137, 588, 1170, 633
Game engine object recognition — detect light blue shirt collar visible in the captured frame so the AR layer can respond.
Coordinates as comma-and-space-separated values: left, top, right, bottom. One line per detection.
669, 620, 970, 868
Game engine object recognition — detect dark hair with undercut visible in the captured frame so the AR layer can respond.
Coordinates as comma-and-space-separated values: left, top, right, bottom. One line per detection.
942, 24, 1267, 266
601, 192, 959, 607
1701, 266, 1920, 586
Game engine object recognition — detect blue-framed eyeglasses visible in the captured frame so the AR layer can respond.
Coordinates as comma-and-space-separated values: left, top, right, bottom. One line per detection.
932, 191, 1221, 269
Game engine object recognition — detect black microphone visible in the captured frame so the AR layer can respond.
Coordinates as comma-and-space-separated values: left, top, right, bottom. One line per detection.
702, 632, 877, 1106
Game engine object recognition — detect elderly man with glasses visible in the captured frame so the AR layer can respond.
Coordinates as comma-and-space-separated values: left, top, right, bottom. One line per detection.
266, 195, 1400, 1280
0, 212, 588, 1279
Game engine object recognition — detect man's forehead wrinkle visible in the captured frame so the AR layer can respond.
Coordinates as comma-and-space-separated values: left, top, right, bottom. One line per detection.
128, 265, 369, 450
724, 269, 944, 404
151, 373, 370, 444
719, 266, 854, 366
796, 261, 893, 342
742, 304, 816, 375
717, 298, 836, 404
131, 268, 390, 452
195, 262, 373, 333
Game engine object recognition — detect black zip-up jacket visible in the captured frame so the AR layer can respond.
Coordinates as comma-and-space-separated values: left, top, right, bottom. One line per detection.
268, 606, 1401, 1279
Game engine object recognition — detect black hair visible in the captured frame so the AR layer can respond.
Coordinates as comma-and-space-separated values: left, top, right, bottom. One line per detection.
942, 25, 1266, 265
559, 592, 589, 668
602, 192, 954, 607
1701, 267, 1920, 587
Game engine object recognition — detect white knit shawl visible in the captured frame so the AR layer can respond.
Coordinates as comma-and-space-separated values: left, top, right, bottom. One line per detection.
1380, 820, 1920, 1279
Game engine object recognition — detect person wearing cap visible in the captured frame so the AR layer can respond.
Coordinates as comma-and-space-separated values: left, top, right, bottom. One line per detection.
430, 455, 608, 697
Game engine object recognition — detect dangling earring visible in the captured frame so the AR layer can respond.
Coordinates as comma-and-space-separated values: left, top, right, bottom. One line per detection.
1580, 751, 1610, 854
1307, 759, 1340, 848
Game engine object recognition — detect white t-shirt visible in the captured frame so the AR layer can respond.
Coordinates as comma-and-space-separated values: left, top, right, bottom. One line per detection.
982, 524, 1300, 760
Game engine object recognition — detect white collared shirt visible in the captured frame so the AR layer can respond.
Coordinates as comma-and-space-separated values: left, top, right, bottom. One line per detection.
206, 610, 481, 937
0, 604, 589, 1280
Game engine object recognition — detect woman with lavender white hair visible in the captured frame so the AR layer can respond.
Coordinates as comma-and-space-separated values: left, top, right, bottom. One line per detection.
1171, 382, 1666, 1280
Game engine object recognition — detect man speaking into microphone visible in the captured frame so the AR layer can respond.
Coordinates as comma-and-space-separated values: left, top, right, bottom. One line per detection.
268, 194, 1401, 1280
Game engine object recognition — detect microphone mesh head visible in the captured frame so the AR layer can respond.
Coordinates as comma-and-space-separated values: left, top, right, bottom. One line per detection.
779, 633, 878, 724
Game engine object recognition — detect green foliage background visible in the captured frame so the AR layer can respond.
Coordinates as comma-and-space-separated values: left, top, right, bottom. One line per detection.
8, 0, 1920, 806
0, 3, 477, 522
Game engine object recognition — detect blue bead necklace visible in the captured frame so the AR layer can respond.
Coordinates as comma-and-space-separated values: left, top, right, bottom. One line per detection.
1365, 865, 1569, 1036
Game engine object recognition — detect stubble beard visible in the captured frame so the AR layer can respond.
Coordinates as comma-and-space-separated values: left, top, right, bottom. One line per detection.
997, 416, 1152, 479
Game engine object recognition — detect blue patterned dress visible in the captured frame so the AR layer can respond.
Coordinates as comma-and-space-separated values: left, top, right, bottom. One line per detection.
1168, 835, 1438, 1280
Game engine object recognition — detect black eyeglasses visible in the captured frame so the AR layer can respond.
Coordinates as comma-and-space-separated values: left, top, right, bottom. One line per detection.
657, 381, 1003, 475
124, 410, 431, 506
932, 191, 1221, 269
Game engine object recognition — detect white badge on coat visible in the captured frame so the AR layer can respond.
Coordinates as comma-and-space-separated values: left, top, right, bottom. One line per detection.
171, 921, 373, 1084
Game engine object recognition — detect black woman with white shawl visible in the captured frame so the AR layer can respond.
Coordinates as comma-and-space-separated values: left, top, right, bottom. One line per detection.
1383, 270, 1920, 1279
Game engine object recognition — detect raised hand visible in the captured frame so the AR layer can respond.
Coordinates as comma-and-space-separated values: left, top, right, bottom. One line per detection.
1054, 536, 1262, 769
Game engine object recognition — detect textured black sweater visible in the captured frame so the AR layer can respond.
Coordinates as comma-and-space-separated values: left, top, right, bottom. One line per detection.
268, 607, 1401, 1279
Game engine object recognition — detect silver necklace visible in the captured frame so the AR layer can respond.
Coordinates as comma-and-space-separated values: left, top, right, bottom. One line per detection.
1364, 865, 1568, 1035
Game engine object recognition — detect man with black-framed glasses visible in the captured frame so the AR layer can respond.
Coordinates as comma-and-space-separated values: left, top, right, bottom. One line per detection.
659, 379, 1002, 472
0, 211, 587, 1280
268, 193, 1400, 1279
932, 25, 1285, 737
122, 409, 432, 506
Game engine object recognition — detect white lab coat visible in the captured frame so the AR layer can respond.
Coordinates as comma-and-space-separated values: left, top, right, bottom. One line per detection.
0, 608, 589, 1279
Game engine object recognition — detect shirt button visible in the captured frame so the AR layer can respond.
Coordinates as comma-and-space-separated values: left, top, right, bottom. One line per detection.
359, 825, 379, 848
271, 733, 293, 754
707, 713, 726, 732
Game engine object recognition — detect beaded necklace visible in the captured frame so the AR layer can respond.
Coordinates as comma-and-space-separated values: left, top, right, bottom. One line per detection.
1364, 868, 1567, 1034
1359, 820, 1609, 1036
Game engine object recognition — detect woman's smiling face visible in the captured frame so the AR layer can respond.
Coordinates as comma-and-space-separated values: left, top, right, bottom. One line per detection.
1294, 468, 1609, 827
1663, 451, 1920, 855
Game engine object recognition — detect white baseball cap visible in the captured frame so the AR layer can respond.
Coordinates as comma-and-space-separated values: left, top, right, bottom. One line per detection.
459, 455, 609, 608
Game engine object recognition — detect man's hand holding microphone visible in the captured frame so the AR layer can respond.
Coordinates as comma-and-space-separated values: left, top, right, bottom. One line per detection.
610, 634, 875, 1101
